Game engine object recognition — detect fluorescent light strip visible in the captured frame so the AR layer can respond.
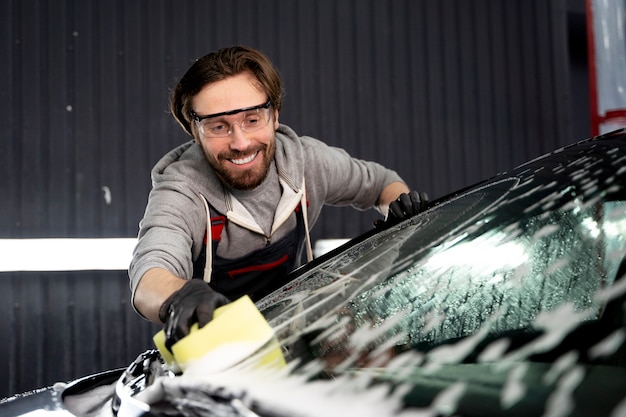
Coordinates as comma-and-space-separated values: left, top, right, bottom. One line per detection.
0, 238, 349, 272
0, 239, 138, 272
313, 239, 350, 258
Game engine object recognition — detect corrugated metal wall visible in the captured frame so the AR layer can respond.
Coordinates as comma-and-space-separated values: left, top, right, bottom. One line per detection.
1, 0, 581, 398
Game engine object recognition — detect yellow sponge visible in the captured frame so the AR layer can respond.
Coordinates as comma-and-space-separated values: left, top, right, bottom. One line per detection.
153, 295, 285, 373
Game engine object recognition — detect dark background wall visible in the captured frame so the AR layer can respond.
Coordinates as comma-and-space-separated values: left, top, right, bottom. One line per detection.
0, 0, 589, 398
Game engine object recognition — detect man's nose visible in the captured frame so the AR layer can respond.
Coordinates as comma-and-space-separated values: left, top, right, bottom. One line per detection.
229, 123, 251, 150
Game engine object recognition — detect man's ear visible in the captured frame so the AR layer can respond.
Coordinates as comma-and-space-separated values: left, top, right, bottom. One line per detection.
273, 110, 280, 129
190, 124, 202, 144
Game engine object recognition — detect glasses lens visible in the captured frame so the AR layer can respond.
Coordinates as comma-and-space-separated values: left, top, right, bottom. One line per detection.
197, 105, 271, 138
240, 108, 270, 133
198, 119, 229, 137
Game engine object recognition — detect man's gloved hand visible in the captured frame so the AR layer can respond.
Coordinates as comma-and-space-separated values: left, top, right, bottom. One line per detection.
158, 279, 230, 351
387, 190, 429, 223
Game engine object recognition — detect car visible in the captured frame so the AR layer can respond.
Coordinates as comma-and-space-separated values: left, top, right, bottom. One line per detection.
2, 128, 626, 417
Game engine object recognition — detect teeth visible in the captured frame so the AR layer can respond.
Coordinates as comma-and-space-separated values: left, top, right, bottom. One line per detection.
230, 152, 257, 165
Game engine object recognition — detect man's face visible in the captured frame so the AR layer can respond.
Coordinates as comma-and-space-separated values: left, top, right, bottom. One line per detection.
191, 71, 279, 190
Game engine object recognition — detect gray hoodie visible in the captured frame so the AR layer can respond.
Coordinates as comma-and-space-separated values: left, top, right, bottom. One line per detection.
128, 124, 403, 304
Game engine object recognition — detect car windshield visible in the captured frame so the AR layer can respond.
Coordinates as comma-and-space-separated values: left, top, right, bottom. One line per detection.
258, 137, 626, 374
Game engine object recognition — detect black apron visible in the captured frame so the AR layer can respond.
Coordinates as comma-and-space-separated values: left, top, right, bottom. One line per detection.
192, 204, 307, 302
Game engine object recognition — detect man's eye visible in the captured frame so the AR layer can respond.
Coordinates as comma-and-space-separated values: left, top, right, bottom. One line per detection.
207, 123, 227, 133
244, 115, 260, 125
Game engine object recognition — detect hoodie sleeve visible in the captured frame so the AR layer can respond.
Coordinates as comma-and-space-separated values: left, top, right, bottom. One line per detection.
128, 145, 208, 303
301, 136, 404, 212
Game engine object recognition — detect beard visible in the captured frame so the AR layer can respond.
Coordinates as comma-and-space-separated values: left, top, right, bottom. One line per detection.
204, 141, 276, 190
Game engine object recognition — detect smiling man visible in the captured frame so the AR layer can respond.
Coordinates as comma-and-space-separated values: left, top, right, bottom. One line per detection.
129, 46, 428, 350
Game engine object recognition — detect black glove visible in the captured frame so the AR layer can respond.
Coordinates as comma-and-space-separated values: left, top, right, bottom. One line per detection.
387, 190, 429, 223
158, 279, 230, 351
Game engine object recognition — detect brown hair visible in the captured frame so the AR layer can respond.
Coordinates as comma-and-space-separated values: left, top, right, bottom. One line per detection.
170, 46, 284, 136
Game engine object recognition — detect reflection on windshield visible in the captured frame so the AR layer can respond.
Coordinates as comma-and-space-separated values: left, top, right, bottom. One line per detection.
337, 198, 624, 367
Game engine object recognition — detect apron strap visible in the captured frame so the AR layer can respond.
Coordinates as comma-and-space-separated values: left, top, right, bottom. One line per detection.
300, 179, 313, 262
199, 193, 213, 283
